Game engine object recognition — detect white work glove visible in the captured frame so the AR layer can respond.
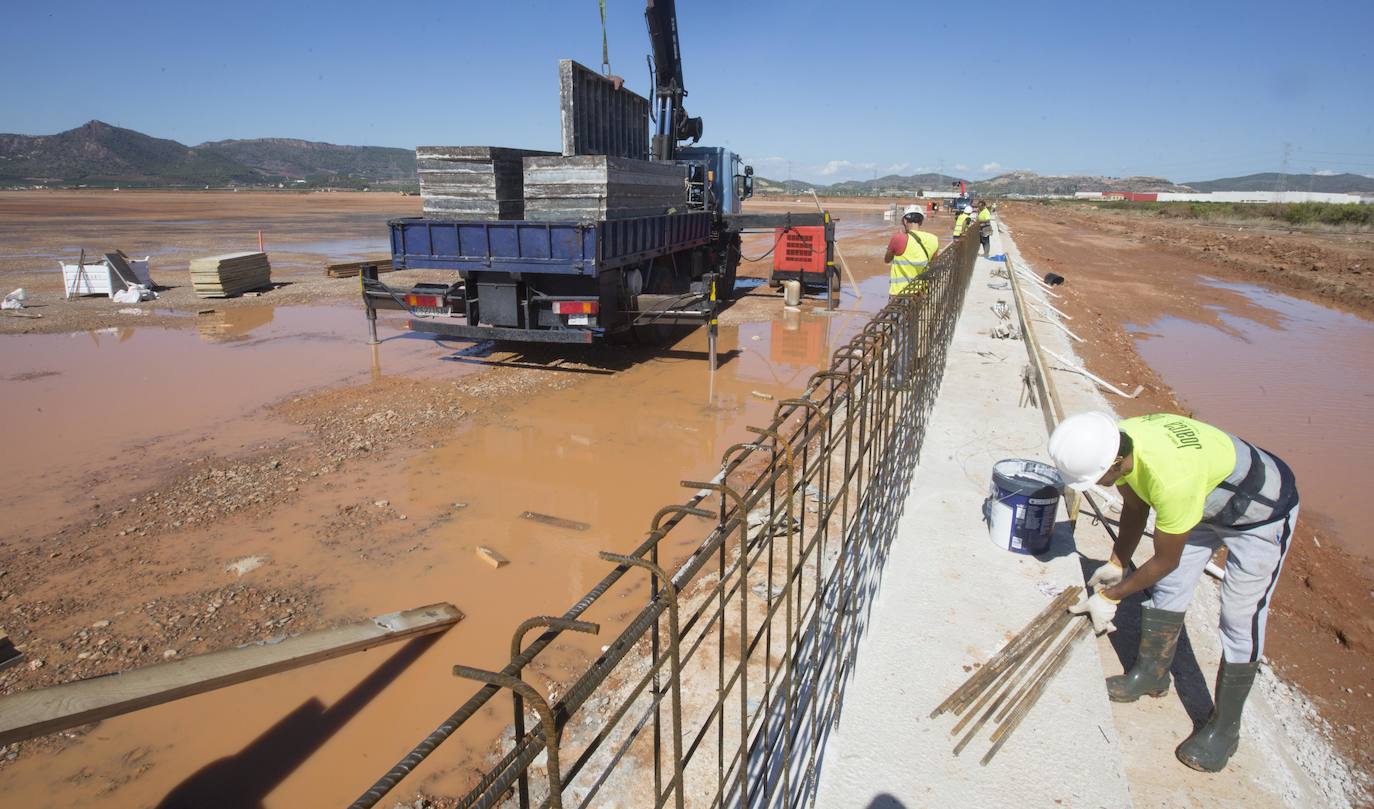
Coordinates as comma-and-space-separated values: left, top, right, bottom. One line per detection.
1087, 561, 1125, 590
1069, 591, 1119, 635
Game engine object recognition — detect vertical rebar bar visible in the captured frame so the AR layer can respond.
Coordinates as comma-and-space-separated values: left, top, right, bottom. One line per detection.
509, 618, 601, 809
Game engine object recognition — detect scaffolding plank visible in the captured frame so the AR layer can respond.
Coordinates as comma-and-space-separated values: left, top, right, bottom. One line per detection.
0, 602, 462, 746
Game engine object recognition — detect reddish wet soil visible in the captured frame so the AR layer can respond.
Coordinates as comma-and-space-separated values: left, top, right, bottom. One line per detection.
1017, 201, 1374, 316
0, 192, 903, 806
1006, 202, 1374, 785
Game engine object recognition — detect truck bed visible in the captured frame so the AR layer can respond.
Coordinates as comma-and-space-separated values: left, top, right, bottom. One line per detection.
388, 212, 712, 276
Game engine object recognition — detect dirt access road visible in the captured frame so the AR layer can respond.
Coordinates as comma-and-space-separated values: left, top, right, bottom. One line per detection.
1004, 201, 1374, 788
0, 191, 901, 806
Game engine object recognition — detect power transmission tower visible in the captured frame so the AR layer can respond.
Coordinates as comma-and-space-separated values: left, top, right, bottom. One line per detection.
1274, 143, 1292, 194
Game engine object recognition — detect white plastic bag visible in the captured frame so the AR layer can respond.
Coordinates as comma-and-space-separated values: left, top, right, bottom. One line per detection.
2, 288, 27, 309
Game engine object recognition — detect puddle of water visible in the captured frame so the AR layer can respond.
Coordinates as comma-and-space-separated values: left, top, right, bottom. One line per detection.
0, 257, 894, 807
1131, 277, 1374, 560
0, 306, 458, 541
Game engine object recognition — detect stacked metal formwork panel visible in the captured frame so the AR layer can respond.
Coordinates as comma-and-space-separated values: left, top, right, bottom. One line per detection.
522, 155, 688, 222
416, 146, 555, 219
519, 60, 686, 221
558, 60, 650, 160
417, 63, 678, 223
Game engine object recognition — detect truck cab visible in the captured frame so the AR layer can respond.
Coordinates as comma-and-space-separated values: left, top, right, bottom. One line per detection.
678, 146, 752, 215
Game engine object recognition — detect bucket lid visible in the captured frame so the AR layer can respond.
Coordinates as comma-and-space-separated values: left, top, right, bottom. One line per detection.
992, 459, 1064, 495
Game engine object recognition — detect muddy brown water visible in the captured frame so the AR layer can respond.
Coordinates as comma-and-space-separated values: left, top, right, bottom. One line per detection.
1128, 277, 1374, 562
0, 306, 465, 541
0, 227, 898, 805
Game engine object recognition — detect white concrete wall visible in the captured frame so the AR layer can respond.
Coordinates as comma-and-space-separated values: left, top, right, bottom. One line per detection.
1155, 191, 1363, 204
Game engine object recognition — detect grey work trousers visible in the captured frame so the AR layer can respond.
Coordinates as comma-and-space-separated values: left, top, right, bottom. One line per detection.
1145, 505, 1299, 663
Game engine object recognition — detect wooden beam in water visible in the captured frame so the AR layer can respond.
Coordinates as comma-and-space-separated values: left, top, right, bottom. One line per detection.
0, 602, 462, 746
519, 511, 590, 531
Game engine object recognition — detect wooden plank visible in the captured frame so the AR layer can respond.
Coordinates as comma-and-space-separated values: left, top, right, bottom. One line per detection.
1003, 225, 1080, 519
324, 259, 395, 279
475, 546, 510, 568
0, 602, 462, 746
519, 511, 590, 531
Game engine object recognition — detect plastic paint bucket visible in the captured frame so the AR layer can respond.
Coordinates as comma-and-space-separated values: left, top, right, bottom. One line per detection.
983, 459, 1063, 555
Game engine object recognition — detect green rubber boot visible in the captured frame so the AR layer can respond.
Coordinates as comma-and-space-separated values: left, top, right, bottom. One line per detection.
1176, 660, 1260, 772
1106, 607, 1185, 702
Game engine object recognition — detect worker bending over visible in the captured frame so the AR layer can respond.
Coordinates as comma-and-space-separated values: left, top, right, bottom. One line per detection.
884, 207, 940, 295
1049, 412, 1299, 773
952, 204, 972, 239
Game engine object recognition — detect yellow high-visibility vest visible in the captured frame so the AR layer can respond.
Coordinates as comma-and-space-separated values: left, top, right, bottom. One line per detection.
977, 208, 991, 223
889, 229, 939, 295
953, 212, 969, 236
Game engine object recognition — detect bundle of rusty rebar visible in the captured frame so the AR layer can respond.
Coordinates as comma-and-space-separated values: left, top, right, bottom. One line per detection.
929, 586, 1092, 765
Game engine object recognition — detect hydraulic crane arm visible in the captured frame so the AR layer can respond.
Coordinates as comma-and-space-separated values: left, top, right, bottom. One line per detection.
645, 0, 702, 160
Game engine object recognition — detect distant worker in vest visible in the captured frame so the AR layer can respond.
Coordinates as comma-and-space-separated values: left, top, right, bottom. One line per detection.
1048, 412, 1299, 774
884, 207, 940, 295
952, 204, 972, 238
975, 200, 993, 256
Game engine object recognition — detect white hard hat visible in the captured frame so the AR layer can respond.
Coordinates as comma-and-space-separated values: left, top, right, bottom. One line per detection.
1048, 412, 1120, 491
963, 204, 974, 213
903, 204, 921, 216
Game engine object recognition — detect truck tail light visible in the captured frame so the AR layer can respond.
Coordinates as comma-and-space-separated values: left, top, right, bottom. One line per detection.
405, 293, 444, 309
553, 301, 599, 315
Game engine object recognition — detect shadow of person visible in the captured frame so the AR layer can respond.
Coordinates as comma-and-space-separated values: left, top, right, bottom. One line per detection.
1170, 626, 1215, 726
866, 794, 909, 809
1093, 572, 1214, 728
1034, 518, 1081, 562
156, 634, 440, 809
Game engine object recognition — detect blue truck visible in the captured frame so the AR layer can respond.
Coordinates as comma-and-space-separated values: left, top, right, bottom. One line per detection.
361, 0, 836, 350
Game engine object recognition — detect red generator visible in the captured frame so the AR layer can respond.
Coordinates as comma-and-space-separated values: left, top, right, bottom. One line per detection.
770, 224, 836, 301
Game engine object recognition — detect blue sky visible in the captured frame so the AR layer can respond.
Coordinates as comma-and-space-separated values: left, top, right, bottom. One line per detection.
3, 0, 1372, 184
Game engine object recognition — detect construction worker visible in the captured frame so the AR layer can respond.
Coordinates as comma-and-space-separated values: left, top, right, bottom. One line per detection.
975, 200, 993, 256
884, 207, 939, 295
952, 204, 972, 238
1048, 412, 1300, 773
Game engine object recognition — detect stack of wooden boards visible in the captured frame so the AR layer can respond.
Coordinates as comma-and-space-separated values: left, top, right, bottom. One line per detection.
323, 258, 395, 278
417, 146, 555, 219
189, 252, 272, 298
415, 60, 685, 223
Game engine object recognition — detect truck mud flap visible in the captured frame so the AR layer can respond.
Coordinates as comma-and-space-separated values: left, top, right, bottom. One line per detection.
406, 319, 595, 344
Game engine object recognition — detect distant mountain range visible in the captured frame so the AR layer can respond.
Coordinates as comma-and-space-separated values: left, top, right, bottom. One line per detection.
0, 121, 415, 188
755, 173, 968, 197
759, 169, 1374, 198
1183, 172, 1374, 194
3, 122, 1371, 198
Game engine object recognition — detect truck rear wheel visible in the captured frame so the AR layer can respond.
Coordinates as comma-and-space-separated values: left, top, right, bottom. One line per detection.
715, 234, 740, 302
